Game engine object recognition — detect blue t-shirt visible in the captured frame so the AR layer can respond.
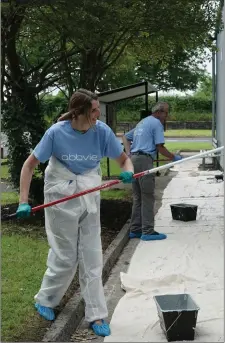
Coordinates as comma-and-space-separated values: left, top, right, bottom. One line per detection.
33, 120, 123, 174
125, 116, 165, 158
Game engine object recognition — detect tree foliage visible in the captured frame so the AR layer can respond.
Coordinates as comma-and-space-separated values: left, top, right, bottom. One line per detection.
98, 48, 209, 92
194, 74, 212, 99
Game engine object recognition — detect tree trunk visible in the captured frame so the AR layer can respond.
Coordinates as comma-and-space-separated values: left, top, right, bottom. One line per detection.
79, 50, 103, 91
2, 5, 47, 203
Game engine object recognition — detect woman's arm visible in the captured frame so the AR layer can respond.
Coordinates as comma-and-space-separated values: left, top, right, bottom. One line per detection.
114, 152, 134, 173
19, 154, 40, 203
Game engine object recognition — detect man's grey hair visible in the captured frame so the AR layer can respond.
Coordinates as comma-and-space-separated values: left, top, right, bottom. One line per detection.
151, 102, 168, 113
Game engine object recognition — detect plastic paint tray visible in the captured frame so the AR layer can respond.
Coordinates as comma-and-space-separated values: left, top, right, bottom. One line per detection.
170, 203, 198, 222
154, 293, 200, 342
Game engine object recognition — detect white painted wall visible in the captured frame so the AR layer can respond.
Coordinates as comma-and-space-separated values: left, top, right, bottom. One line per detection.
216, 5, 225, 169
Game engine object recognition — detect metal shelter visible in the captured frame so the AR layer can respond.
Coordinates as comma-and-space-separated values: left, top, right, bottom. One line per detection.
98, 81, 158, 106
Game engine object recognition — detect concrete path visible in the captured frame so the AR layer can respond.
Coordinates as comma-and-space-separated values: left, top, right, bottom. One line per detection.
166, 137, 211, 142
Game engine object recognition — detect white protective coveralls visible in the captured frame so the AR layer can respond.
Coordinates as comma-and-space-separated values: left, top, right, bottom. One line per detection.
34, 156, 108, 322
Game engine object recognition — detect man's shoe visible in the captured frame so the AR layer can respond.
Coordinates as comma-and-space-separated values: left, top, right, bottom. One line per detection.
129, 232, 142, 239
141, 231, 167, 241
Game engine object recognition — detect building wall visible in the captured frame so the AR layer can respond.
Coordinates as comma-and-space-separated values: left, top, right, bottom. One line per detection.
216, 5, 225, 169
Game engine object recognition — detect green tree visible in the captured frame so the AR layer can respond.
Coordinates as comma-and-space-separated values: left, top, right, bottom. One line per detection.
98, 48, 208, 92
194, 74, 212, 99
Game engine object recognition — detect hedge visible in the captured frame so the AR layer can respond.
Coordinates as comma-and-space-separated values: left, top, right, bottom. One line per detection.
117, 110, 212, 122
39, 94, 212, 123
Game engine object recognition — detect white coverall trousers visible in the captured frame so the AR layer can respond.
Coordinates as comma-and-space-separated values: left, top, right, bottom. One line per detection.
34, 157, 108, 322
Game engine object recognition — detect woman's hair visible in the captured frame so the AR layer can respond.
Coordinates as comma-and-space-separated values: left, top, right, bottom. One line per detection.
58, 89, 98, 122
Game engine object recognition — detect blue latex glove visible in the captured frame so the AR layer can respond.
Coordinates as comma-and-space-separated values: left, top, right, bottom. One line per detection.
173, 155, 182, 162
16, 203, 31, 218
119, 171, 134, 184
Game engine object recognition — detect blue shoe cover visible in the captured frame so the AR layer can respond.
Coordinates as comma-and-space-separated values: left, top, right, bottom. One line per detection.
35, 303, 55, 321
90, 319, 111, 337
129, 232, 142, 239
141, 233, 167, 241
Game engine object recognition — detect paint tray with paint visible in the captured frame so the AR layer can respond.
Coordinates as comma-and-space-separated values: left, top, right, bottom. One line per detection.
170, 203, 198, 221
154, 293, 200, 342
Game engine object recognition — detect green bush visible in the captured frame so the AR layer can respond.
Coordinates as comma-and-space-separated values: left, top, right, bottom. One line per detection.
116, 109, 140, 122
117, 110, 212, 122
115, 96, 212, 122
39, 93, 212, 124
168, 111, 212, 121
156, 96, 211, 113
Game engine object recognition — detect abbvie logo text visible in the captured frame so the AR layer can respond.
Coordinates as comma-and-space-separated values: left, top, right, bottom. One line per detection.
61, 154, 98, 161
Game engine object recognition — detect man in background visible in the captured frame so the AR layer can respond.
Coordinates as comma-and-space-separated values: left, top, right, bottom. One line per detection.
122, 101, 182, 241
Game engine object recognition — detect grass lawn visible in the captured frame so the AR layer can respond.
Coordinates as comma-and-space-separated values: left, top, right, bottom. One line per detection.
101, 189, 131, 200
165, 141, 212, 152
2, 232, 49, 341
1, 164, 9, 179
1, 192, 19, 205
164, 129, 211, 137
1, 188, 131, 205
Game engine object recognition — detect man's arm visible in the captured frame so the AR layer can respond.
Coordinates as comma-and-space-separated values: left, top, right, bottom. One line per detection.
122, 128, 135, 155
156, 144, 175, 160
122, 135, 131, 155
153, 122, 175, 160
